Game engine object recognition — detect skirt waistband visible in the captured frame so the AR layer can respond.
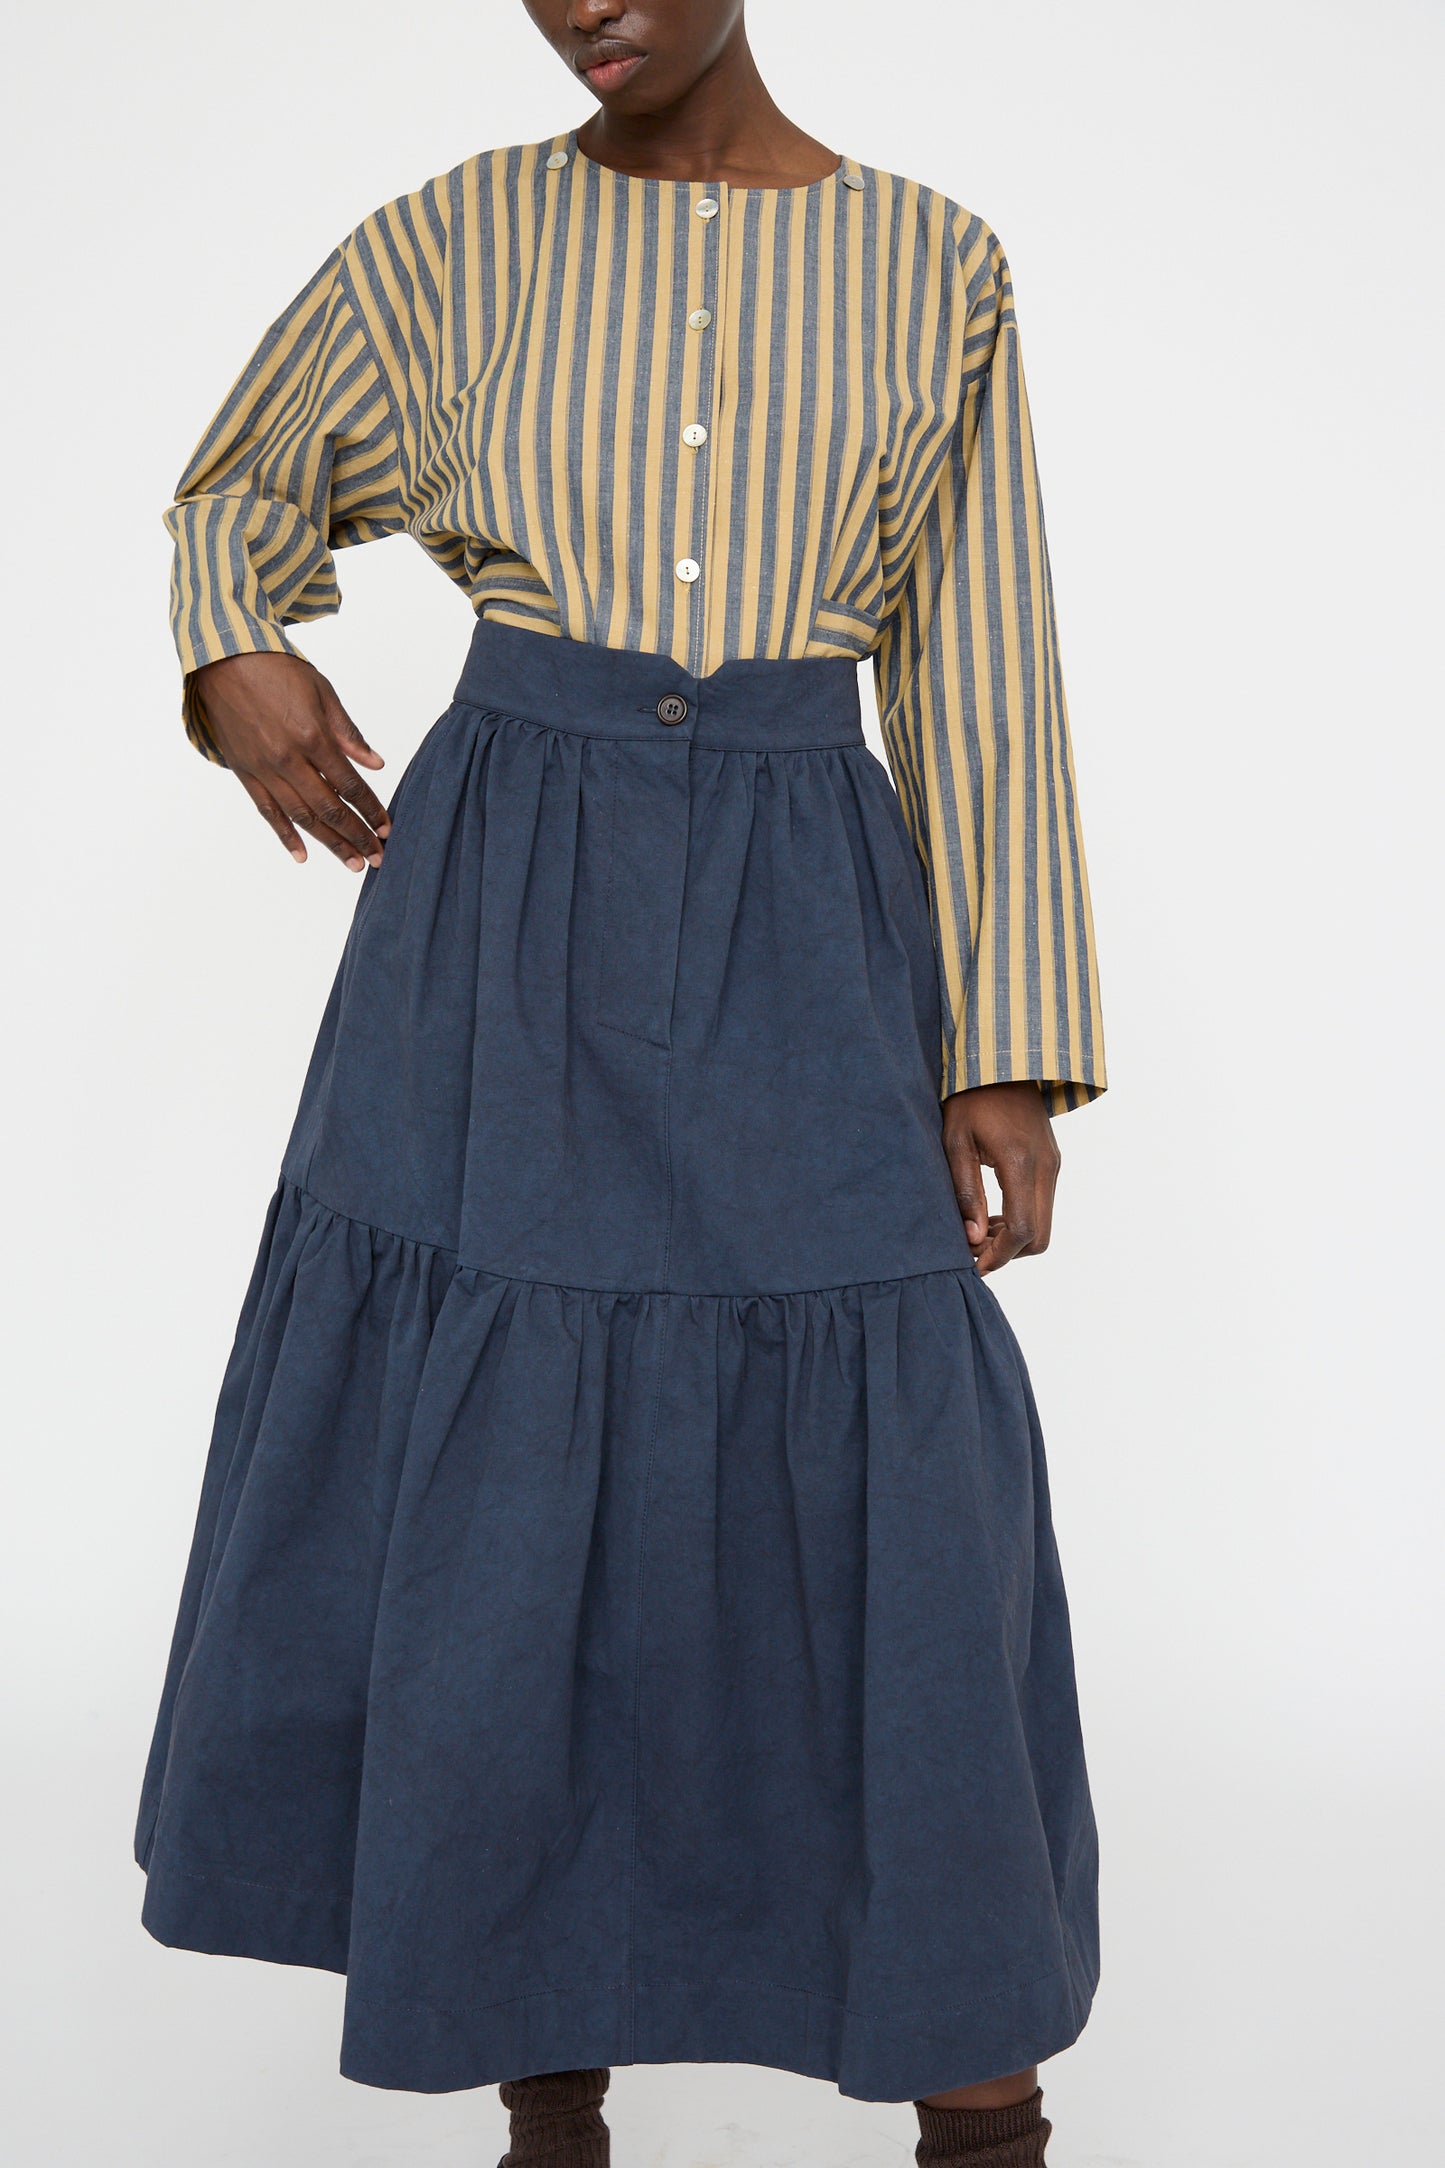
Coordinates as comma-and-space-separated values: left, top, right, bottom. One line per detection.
452, 615, 863, 751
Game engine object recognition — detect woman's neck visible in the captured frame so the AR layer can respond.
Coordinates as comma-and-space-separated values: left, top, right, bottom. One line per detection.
574, 39, 836, 187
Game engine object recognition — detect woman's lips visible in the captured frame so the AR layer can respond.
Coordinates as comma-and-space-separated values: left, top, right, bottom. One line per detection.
579, 52, 645, 90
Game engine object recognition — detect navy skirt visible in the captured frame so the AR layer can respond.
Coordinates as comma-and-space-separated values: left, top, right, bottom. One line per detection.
134, 617, 1099, 2101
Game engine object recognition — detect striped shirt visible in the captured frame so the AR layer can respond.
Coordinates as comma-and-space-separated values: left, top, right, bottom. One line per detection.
166, 126, 1106, 1110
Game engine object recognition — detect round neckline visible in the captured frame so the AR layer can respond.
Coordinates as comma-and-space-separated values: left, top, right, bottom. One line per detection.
562, 127, 850, 195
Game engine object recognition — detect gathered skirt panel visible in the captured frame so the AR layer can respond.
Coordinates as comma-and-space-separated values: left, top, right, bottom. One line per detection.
281, 630, 968, 1298
135, 619, 1098, 2099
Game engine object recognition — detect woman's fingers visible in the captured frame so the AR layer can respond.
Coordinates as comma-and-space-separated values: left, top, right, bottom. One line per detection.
975, 1146, 1057, 1274
323, 695, 385, 769
311, 686, 391, 846
276, 756, 380, 869
1027, 1153, 1057, 1256
941, 1081, 1061, 1276
319, 679, 387, 775
238, 774, 308, 864
242, 752, 384, 870
318, 750, 392, 844
196, 654, 393, 873
943, 1129, 989, 1251
976, 1151, 1038, 1274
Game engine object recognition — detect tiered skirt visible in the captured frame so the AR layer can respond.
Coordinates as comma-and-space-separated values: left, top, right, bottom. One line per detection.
134, 617, 1098, 2101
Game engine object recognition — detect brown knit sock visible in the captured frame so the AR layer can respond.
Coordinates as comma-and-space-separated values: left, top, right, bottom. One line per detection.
913, 2086, 1051, 2167
496, 2067, 610, 2168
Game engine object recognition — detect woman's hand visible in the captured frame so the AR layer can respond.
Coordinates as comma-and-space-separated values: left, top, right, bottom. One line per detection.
942, 1081, 1061, 1275
191, 652, 391, 871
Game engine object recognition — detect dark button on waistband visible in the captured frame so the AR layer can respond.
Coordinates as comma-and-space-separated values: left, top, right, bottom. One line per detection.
656, 694, 689, 724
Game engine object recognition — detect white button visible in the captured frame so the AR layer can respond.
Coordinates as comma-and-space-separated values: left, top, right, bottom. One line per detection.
682, 423, 708, 448
695, 198, 718, 219
546, 151, 569, 170
840, 170, 863, 191
675, 558, 700, 583
688, 308, 712, 330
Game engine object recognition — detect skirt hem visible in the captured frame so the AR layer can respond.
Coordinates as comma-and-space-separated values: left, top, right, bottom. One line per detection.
138, 1855, 350, 1978
137, 1856, 1095, 2102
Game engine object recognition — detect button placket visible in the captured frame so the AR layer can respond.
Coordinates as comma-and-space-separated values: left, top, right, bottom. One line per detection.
677, 181, 726, 673
689, 181, 742, 675
668, 182, 718, 664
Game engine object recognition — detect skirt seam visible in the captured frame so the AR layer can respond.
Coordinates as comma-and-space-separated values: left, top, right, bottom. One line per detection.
448, 696, 864, 753
453, 1255, 983, 1302
282, 1174, 979, 1303
624, 1289, 672, 2058
145, 1860, 352, 1907
279, 1175, 459, 1263
624, 1030, 676, 2051
352, 1982, 629, 2018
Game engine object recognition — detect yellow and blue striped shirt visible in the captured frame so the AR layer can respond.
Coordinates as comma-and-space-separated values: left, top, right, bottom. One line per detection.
166, 127, 1106, 1110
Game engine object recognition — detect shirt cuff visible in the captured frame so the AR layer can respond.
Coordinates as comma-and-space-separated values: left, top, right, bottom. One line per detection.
940, 1045, 1108, 1116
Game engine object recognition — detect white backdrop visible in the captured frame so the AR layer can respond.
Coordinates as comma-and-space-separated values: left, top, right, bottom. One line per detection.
2, 3, 1441, 2164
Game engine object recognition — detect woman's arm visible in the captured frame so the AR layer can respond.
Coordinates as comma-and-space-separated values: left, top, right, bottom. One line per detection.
872, 220, 1106, 1270
165, 237, 408, 868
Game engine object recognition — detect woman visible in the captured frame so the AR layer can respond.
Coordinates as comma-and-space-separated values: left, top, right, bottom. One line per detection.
134, 4, 1108, 2164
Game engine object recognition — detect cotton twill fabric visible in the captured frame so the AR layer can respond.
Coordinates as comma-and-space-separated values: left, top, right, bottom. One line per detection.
134, 620, 1099, 2099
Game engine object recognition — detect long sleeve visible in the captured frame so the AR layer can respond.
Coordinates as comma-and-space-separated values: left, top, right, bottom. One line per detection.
165, 242, 408, 761
873, 230, 1106, 1115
